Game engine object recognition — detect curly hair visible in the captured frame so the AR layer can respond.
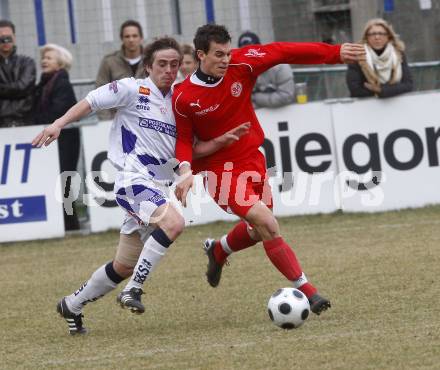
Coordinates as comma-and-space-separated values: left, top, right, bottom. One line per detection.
143, 36, 183, 68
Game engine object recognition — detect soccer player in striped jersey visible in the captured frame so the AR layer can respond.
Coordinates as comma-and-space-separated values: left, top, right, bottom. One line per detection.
33, 37, 249, 335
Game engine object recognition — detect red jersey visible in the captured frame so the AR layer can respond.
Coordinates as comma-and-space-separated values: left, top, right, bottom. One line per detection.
173, 42, 341, 172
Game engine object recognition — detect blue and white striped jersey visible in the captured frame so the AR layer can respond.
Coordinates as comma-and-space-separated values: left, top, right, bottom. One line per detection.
86, 77, 177, 183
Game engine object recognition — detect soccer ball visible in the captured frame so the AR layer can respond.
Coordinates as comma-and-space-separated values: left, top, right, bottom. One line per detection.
267, 287, 310, 329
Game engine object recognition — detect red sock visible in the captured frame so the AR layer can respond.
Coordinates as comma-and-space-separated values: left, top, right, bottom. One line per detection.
213, 221, 258, 264
226, 221, 258, 252
263, 237, 302, 280
298, 282, 317, 298
263, 237, 317, 298
213, 241, 229, 265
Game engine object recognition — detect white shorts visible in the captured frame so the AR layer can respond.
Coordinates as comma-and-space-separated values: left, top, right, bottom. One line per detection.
114, 171, 171, 227
120, 214, 154, 241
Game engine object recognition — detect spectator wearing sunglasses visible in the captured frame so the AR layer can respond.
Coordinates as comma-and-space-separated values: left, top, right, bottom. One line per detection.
0, 19, 36, 127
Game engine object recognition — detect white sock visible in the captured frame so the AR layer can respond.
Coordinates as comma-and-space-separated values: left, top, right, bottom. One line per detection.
124, 229, 171, 291
293, 272, 309, 289
220, 235, 233, 254
65, 264, 118, 314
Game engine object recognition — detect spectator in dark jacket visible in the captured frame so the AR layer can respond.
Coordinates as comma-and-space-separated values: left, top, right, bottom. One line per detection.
34, 43, 80, 231
346, 18, 413, 99
0, 19, 36, 127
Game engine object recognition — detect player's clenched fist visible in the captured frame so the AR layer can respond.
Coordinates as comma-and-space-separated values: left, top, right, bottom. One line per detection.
340, 43, 366, 63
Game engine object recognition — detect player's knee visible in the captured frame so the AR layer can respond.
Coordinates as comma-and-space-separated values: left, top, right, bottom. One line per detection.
257, 216, 278, 235
112, 260, 133, 279
161, 214, 185, 240
171, 216, 185, 238
248, 226, 262, 242
247, 206, 278, 231
247, 212, 279, 239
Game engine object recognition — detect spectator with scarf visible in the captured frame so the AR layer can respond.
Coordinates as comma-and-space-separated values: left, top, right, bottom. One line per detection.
346, 18, 413, 98
34, 43, 80, 231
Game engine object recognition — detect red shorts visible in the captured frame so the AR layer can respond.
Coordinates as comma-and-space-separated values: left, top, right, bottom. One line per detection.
203, 151, 273, 218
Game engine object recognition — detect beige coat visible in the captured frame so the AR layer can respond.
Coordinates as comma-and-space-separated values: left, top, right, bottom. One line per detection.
95, 48, 145, 120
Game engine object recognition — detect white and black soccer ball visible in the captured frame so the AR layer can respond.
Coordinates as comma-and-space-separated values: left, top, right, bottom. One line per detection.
267, 287, 310, 329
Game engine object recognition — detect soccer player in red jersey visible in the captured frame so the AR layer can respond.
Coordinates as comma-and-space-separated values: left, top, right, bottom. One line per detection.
173, 24, 365, 315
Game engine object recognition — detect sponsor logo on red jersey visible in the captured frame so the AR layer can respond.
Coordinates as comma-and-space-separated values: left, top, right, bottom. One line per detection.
195, 104, 220, 116
139, 86, 151, 95
231, 82, 243, 97
244, 48, 266, 58
189, 99, 201, 109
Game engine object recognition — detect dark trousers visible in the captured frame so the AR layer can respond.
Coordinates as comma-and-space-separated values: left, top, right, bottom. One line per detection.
57, 127, 81, 231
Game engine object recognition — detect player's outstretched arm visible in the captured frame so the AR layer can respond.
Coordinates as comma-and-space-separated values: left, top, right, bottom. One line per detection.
32, 99, 92, 148
340, 43, 366, 64
193, 122, 251, 159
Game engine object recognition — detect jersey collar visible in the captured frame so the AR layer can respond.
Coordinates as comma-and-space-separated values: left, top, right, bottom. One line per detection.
145, 76, 172, 99
190, 68, 224, 87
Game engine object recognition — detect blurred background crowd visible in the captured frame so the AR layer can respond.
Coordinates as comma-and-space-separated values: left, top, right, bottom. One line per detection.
1, 0, 439, 107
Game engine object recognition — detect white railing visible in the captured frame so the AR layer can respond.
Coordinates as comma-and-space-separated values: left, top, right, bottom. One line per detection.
71, 60, 440, 86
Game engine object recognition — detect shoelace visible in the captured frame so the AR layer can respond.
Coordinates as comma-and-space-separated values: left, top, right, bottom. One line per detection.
73, 313, 84, 327
132, 289, 143, 300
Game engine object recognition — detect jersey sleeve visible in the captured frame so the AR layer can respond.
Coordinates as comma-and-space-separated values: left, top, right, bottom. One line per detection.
234, 42, 342, 77
85, 77, 136, 112
173, 90, 194, 167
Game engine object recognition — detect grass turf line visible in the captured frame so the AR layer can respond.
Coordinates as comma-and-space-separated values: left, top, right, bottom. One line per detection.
1, 206, 439, 370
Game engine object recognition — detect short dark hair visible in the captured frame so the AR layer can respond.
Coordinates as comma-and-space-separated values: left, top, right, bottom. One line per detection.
119, 19, 143, 39
0, 19, 15, 34
143, 36, 182, 68
193, 24, 231, 61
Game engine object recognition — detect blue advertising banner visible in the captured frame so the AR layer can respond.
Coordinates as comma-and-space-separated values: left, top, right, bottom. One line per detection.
0, 196, 47, 225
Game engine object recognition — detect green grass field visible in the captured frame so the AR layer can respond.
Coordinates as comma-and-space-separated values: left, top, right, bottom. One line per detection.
1, 206, 439, 370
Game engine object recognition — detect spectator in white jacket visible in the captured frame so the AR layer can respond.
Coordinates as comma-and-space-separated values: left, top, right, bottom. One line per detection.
238, 31, 295, 109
